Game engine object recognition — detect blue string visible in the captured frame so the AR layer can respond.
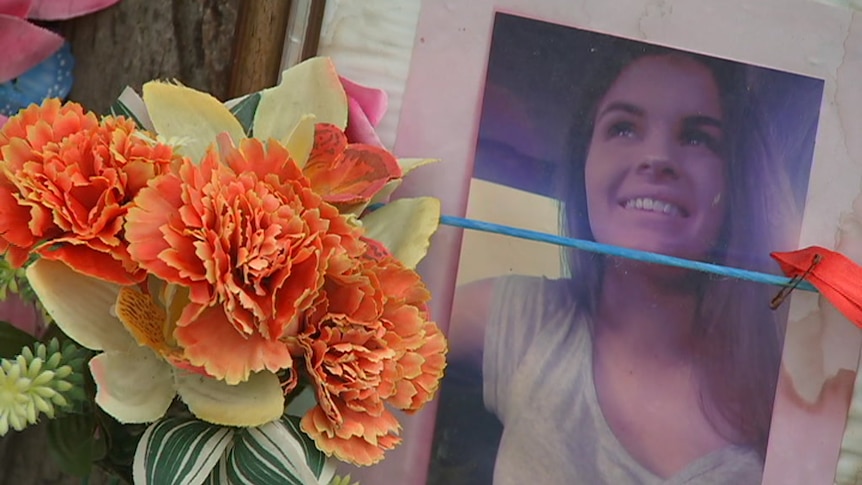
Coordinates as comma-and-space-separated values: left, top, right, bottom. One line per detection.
437, 214, 818, 293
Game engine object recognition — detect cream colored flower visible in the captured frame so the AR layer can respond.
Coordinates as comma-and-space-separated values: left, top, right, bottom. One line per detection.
26, 258, 285, 427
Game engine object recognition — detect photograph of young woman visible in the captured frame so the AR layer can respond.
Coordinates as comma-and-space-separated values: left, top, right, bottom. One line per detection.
428, 13, 822, 485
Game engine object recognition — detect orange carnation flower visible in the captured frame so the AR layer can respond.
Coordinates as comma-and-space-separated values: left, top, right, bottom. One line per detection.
0, 99, 181, 284
302, 401, 402, 467
374, 257, 448, 412
125, 137, 364, 385
295, 250, 447, 465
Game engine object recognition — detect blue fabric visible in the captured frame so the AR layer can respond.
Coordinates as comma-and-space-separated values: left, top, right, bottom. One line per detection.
0, 42, 75, 116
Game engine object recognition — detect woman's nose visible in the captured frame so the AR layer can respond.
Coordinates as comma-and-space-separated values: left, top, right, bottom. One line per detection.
637, 132, 679, 179
637, 155, 679, 179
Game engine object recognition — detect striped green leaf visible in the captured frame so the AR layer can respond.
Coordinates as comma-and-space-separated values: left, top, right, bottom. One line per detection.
134, 416, 234, 485
202, 456, 230, 485
224, 415, 335, 485
282, 416, 331, 480
229, 92, 261, 137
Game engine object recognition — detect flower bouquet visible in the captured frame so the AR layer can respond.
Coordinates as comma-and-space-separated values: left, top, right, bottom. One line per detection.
0, 57, 447, 484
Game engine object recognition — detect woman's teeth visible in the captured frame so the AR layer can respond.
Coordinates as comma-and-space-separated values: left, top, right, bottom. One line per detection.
624, 197, 683, 216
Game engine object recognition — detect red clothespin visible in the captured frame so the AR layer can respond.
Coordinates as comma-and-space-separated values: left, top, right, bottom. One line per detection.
770, 252, 822, 309
771, 246, 862, 327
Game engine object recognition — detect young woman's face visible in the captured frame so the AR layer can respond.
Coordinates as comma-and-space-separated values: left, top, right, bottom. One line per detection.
584, 55, 728, 261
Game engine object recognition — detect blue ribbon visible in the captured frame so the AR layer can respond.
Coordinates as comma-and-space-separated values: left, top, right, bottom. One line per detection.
438, 213, 817, 293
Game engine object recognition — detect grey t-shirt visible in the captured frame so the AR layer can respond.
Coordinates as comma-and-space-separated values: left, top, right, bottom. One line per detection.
483, 275, 764, 484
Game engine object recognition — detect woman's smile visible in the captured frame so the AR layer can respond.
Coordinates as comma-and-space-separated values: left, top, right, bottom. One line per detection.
621, 196, 687, 217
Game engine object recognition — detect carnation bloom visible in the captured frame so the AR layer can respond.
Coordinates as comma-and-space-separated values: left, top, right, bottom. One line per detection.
293, 249, 447, 466
125, 136, 364, 385
0, 99, 182, 284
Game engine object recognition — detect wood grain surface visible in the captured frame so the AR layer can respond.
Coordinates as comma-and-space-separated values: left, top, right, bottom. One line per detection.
58, 0, 240, 111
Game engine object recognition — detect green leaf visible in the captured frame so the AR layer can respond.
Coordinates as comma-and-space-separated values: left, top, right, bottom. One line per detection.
0, 320, 37, 358
329, 474, 360, 485
134, 416, 234, 485
229, 92, 261, 137
47, 412, 105, 477
224, 416, 335, 485
94, 409, 148, 484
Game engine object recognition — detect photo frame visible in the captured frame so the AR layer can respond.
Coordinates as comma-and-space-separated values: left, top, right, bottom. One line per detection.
428, 12, 823, 484
391, 1, 862, 484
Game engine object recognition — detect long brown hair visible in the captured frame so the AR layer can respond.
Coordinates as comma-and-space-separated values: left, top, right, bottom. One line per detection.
559, 39, 801, 458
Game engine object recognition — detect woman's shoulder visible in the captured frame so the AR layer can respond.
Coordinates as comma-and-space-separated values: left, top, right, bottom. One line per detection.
490, 274, 575, 314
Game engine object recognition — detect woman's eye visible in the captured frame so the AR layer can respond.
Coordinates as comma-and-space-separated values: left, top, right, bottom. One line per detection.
681, 129, 722, 152
607, 121, 636, 138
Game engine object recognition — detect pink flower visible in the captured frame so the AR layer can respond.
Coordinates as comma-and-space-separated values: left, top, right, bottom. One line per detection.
0, 0, 120, 83
0, 293, 45, 337
340, 76, 388, 147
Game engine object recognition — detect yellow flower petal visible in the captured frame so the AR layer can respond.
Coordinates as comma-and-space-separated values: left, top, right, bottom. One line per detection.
367, 180, 401, 208
90, 346, 175, 423
361, 197, 441, 269
254, 57, 347, 142
284, 114, 316, 169
26, 259, 135, 352
175, 369, 284, 427
142, 81, 246, 163
397, 158, 439, 175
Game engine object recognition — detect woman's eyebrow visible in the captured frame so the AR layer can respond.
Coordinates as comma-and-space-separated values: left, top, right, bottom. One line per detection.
596, 101, 643, 120
596, 102, 724, 130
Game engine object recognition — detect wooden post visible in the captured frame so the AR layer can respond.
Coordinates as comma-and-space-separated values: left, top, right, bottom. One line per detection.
227, 0, 293, 98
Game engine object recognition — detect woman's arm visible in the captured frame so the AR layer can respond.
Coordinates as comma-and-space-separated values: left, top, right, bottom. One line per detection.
445, 277, 496, 370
